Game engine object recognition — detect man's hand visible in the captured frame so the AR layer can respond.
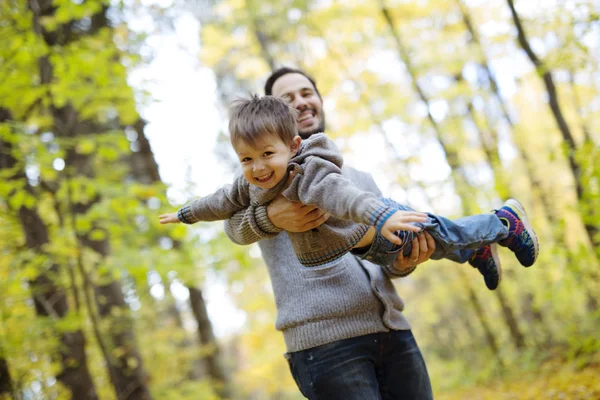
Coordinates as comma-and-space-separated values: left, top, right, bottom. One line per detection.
393, 231, 435, 272
267, 193, 329, 232
159, 212, 180, 224
380, 210, 428, 245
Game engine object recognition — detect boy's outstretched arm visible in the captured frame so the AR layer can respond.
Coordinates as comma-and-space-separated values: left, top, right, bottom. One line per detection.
159, 174, 251, 226
223, 205, 279, 245
290, 156, 428, 232
159, 212, 180, 224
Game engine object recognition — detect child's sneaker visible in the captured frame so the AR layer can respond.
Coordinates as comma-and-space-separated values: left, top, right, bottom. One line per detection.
468, 244, 501, 290
495, 199, 539, 267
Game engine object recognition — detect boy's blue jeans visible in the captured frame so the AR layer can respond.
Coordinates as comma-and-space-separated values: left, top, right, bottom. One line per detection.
357, 198, 509, 267
285, 330, 433, 399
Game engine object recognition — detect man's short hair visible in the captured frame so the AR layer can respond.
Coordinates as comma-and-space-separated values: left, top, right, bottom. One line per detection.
229, 94, 299, 148
264, 67, 322, 100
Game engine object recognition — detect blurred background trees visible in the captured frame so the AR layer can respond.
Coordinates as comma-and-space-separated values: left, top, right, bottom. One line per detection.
0, 0, 598, 398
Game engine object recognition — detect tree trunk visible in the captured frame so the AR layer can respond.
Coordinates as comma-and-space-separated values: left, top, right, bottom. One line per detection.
457, 0, 588, 247
128, 119, 162, 184
0, 110, 99, 400
165, 284, 204, 380
504, 0, 599, 308
63, 114, 151, 400
93, 281, 151, 400
568, 70, 593, 145
459, 270, 504, 367
379, 2, 513, 362
27, 2, 152, 398
189, 287, 231, 399
505, 0, 598, 248
0, 356, 13, 399
521, 292, 553, 347
494, 287, 525, 350
252, 18, 276, 71
452, 79, 553, 343
379, 0, 474, 216
130, 121, 231, 387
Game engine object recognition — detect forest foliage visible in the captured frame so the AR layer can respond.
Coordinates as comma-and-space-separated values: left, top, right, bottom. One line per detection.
1, 0, 599, 399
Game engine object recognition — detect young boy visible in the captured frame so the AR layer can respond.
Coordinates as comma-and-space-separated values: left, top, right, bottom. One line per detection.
159, 95, 539, 290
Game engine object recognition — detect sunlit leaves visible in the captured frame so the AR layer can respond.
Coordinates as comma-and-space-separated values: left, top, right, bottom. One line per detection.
2, 0, 599, 397
196, 0, 600, 397
42, 0, 105, 31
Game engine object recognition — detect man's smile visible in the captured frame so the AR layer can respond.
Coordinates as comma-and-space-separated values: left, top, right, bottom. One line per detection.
298, 110, 316, 126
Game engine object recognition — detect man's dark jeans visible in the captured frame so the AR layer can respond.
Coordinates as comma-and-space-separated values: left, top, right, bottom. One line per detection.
285, 330, 433, 399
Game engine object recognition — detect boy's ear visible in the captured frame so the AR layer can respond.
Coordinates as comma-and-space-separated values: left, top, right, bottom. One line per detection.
290, 136, 302, 154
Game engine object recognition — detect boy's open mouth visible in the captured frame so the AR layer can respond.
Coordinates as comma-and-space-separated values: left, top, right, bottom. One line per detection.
255, 172, 274, 183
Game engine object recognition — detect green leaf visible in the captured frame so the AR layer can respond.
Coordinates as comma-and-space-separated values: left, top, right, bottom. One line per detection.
76, 139, 96, 155
88, 229, 106, 241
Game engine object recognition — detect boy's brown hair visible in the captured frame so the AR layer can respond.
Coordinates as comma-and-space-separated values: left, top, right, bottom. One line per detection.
229, 94, 299, 148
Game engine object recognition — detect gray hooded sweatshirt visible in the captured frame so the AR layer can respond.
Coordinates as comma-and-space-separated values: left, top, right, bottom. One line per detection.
177, 133, 397, 267
222, 165, 413, 352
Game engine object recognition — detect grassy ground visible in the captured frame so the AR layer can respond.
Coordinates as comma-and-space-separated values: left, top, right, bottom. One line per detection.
437, 362, 600, 400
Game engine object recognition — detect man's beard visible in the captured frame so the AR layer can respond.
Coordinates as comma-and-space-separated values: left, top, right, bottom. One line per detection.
298, 115, 326, 139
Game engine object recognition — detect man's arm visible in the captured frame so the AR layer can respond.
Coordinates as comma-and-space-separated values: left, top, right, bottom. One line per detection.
223, 159, 436, 272
223, 193, 329, 245
381, 231, 436, 278
223, 172, 329, 245
344, 167, 435, 277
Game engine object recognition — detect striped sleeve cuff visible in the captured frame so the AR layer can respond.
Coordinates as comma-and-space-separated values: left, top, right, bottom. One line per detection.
177, 206, 194, 224
255, 205, 283, 234
369, 205, 396, 232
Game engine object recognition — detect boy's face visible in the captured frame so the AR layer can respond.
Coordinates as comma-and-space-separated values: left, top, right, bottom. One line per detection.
234, 134, 301, 190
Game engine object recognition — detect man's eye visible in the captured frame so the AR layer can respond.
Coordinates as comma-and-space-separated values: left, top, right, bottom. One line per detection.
263, 152, 273, 157
241, 158, 251, 162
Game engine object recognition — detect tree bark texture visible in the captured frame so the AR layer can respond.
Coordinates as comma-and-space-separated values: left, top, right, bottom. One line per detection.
506, 0, 598, 248
27, 1, 153, 398
0, 356, 14, 399
130, 121, 231, 389
0, 109, 98, 400
189, 287, 231, 399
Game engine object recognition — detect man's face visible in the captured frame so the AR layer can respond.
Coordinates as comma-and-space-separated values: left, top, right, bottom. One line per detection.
271, 73, 325, 139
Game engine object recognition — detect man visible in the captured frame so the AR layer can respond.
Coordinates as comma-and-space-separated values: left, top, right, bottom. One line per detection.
224, 67, 436, 399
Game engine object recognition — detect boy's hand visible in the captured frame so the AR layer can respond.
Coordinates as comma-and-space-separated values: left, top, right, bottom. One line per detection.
159, 212, 180, 224
380, 210, 428, 245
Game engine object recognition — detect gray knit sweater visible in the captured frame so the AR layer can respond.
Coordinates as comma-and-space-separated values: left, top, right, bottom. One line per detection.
178, 134, 396, 267
223, 166, 413, 352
